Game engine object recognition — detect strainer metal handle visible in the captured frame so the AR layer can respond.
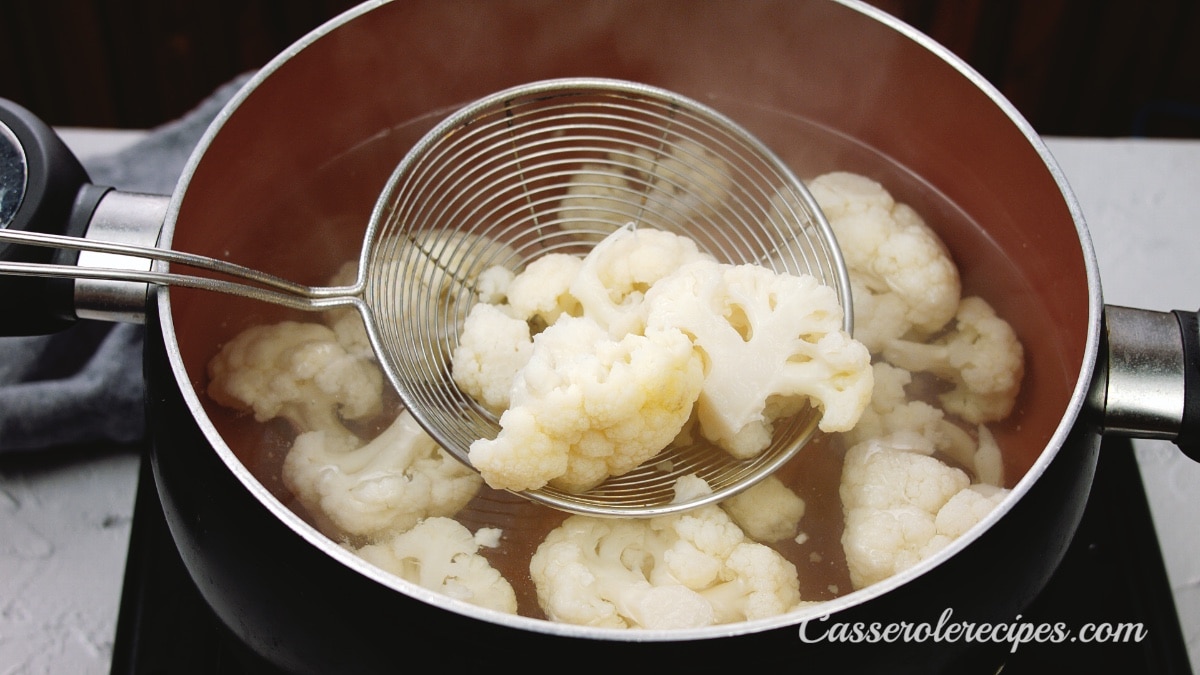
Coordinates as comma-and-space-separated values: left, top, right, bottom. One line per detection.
0, 227, 360, 312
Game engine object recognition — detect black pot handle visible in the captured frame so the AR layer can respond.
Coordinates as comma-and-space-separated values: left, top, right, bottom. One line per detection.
1172, 309, 1200, 461
0, 97, 112, 335
1101, 304, 1200, 463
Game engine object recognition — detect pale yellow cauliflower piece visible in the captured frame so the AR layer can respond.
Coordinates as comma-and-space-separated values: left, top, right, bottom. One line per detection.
467, 316, 704, 493
454, 225, 869, 489
844, 362, 975, 459
569, 223, 715, 337
503, 253, 583, 329
719, 475, 806, 543
843, 361, 1007, 487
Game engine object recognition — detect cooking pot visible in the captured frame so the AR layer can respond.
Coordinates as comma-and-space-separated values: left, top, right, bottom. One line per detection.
2, 1, 1198, 672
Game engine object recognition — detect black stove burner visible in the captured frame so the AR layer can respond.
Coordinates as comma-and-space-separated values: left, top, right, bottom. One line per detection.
108, 438, 1194, 674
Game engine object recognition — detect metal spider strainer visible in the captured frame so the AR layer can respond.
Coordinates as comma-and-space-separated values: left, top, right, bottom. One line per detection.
365, 78, 851, 516
0, 78, 850, 517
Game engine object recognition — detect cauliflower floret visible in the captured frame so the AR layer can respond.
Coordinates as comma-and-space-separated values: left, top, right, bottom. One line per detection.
453, 225, 870, 489
934, 483, 1009, 539
281, 409, 483, 541
972, 424, 1005, 488
473, 264, 514, 305
839, 431, 1010, 590
719, 475, 806, 543
569, 223, 714, 337
468, 317, 704, 493
644, 259, 873, 459
844, 362, 1007, 486
882, 295, 1025, 424
808, 171, 961, 352
504, 253, 584, 329
529, 498, 801, 629
451, 303, 534, 415
844, 362, 975, 457
354, 517, 518, 614
452, 226, 712, 417
845, 277, 911, 355
206, 320, 383, 436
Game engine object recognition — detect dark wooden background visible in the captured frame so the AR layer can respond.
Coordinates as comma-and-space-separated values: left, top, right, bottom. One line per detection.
3, 0, 1198, 137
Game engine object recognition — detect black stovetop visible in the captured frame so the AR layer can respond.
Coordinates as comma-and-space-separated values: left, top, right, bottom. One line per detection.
108, 437, 1194, 675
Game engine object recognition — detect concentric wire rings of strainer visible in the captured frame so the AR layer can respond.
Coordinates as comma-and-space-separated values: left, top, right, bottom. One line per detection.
361, 77, 852, 517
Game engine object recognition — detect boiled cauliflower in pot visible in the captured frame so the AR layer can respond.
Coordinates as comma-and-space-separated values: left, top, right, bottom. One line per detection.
718, 475, 807, 544
528, 477, 803, 629
844, 361, 1006, 487
839, 431, 1010, 590
353, 516, 517, 614
882, 295, 1025, 424
203, 164, 1029, 628
282, 409, 483, 542
206, 320, 383, 440
807, 170, 962, 353
450, 302, 534, 415
568, 224, 715, 337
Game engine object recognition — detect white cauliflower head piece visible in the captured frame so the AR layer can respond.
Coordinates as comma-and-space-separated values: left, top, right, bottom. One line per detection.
808, 171, 962, 352
206, 320, 383, 436
644, 259, 873, 459
569, 223, 715, 337
467, 316, 704, 493
353, 517, 518, 615
840, 361, 1008, 486
882, 295, 1025, 424
843, 362, 979, 461
839, 431, 1010, 590
281, 409, 483, 541
529, 498, 802, 629
450, 303, 534, 415
503, 253, 584, 329
719, 475, 806, 543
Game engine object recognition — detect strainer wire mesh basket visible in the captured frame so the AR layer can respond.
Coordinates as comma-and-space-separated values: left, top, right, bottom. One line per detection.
362, 78, 850, 516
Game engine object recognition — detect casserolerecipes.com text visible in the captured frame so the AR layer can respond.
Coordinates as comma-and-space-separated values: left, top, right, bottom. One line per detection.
798, 608, 1148, 654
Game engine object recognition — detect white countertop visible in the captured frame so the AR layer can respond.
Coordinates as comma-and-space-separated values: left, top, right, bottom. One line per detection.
1, 130, 1198, 674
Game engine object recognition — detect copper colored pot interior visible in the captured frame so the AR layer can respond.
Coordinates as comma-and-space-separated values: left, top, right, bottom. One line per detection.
165, 0, 1089, 621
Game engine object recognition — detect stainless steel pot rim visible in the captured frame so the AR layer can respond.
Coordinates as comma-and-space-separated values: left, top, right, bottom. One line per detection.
153, 0, 1106, 642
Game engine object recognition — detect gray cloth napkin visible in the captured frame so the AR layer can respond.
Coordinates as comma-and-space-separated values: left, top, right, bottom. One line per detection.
0, 74, 252, 453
